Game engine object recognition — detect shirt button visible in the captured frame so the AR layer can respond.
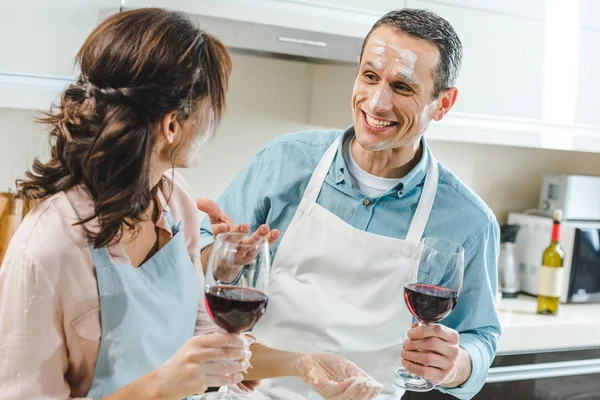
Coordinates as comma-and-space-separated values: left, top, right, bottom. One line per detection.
336, 174, 344, 183
363, 199, 370, 206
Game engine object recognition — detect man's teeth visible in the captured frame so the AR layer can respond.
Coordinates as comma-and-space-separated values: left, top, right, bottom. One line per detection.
366, 114, 394, 128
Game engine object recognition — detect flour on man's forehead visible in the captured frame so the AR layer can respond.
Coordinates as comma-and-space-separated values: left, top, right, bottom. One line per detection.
370, 39, 418, 79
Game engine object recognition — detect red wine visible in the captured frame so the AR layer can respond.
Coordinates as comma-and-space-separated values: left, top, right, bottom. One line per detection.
205, 286, 268, 333
404, 283, 458, 324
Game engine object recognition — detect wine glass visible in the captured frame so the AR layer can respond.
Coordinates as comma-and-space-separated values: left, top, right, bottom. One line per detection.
201, 232, 271, 400
386, 237, 464, 392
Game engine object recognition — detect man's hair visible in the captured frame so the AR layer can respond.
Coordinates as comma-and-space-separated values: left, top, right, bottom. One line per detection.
360, 8, 463, 98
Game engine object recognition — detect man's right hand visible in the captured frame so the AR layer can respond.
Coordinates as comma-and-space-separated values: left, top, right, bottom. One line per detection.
197, 198, 280, 272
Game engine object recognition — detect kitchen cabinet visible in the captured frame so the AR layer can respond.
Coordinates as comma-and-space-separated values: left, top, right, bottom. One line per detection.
407, 0, 545, 121
0, 72, 74, 110
411, 0, 546, 20
3, 0, 600, 153
122, 0, 600, 153
123, 0, 378, 38
575, 29, 600, 127
0, 0, 118, 110
579, 0, 600, 30
405, 0, 600, 152
0, 0, 118, 77
272, 0, 404, 15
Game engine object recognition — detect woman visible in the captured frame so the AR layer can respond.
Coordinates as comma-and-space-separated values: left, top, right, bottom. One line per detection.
0, 9, 250, 400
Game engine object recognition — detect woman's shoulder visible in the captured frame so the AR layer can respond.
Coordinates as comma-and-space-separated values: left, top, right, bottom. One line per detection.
13, 192, 79, 249
3, 190, 91, 284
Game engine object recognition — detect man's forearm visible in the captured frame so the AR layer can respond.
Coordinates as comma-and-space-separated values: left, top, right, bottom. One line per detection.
245, 344, 303, 381
441, 347, 472, 389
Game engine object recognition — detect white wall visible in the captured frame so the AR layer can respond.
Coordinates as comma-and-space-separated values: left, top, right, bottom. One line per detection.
2, 52, 600, 224
0, 108, 48, 192
430, 141, 600, 223
178, 53, 317, 200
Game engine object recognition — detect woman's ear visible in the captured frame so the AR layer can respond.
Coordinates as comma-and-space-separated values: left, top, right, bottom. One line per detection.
160, 111, 180, 144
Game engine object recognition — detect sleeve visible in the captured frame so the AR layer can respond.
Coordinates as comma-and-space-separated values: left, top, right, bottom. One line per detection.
0, 248, 87, 400
439, 218, 502, 399
199, 147, 271, 250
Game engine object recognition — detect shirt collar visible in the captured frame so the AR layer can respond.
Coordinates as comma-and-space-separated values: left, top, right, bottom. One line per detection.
333, 125, 431, 198
401, 136, 430, 196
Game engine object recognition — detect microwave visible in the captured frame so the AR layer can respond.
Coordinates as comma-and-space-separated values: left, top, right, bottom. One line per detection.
539, 174, 600, 221
507, 212, 600, 303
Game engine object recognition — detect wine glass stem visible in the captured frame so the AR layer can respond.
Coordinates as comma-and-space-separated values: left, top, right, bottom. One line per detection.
224, 384, 232, 394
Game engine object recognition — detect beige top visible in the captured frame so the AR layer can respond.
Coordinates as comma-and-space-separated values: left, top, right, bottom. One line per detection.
0, 173, 218, 399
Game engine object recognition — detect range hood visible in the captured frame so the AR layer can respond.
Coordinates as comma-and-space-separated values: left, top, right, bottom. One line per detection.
191, 14, 363, 65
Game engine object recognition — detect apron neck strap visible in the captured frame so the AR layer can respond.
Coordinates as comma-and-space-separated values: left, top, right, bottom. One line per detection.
163, 209, 177, 231
301, 136, 438, 242
405, 155, 438, 242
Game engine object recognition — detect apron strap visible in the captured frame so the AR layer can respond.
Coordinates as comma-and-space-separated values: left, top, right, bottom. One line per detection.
301, 135, 438, 243
302, 137, 340, 203
163, 209, 179, 234
405, 155, 439, 242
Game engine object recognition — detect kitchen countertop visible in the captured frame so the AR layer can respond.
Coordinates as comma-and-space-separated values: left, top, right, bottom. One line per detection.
496, 295, 600, 354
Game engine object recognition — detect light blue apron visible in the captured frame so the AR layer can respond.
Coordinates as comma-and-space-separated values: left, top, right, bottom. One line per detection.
67, 196, 200, 399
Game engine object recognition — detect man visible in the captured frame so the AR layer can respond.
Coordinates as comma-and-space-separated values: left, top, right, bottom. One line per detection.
198, 8, 501, 400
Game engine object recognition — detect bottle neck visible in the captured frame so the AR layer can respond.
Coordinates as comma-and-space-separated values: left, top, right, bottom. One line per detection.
551, 222, 561, 243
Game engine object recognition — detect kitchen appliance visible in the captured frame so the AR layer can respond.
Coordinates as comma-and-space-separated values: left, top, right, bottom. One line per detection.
539, 174, 600, 221
499, 224, 520, 298
508, 212, 600, 303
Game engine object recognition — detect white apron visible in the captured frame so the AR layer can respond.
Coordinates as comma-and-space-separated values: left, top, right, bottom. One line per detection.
251, 137, 439, 400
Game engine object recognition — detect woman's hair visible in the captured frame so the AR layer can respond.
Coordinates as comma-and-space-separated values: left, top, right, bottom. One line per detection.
17, 8, 231, 248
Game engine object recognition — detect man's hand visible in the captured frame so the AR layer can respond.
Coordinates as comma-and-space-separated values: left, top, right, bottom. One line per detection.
197, 198, 280, 273
401, 323, 471, 388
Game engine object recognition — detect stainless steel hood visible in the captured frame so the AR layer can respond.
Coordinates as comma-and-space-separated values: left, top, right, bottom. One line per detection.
192, 14, 362, 65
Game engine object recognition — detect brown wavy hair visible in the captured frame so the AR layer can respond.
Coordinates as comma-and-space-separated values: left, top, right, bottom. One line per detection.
17, 8, 231, 248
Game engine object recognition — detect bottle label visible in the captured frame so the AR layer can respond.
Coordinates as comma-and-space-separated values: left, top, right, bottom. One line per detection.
538, 265, 564, 297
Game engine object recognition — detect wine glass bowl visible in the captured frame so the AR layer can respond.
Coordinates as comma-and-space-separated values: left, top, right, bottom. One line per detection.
386, 237, 464, 392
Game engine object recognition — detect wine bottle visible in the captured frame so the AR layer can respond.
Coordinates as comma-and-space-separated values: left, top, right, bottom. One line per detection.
537, 209, 564, 315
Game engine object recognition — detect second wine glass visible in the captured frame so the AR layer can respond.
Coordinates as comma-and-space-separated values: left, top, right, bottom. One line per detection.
386, 237, 464, 392
202, 232, 271, 400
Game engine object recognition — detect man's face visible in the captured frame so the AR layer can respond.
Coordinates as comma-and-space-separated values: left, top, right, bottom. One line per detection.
352, 26, 450, 152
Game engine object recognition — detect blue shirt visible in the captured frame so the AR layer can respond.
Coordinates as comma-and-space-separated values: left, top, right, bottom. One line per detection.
200, 128, 501, 399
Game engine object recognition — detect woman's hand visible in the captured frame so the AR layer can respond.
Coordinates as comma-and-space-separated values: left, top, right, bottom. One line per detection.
151, 332, 252, 399
297, 353, 383, 400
